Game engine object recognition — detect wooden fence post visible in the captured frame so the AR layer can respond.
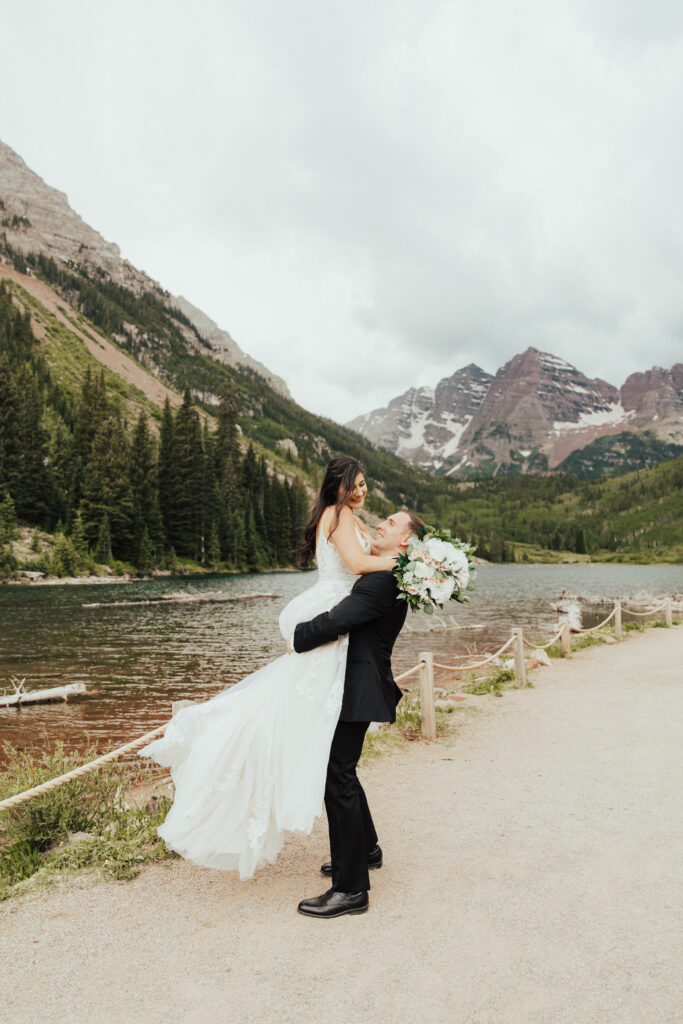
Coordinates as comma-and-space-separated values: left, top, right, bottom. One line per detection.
665, 598, 673, 628
418, 652, 437, 740
614, 600, 622, 640
511, 629, 527, 687
560, 621, 571, 657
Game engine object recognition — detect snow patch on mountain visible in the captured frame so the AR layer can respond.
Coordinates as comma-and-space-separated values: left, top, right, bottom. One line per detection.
553, 403, 632, 432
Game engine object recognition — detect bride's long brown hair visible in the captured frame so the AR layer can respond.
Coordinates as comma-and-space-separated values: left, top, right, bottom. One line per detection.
296, 456, 365, 565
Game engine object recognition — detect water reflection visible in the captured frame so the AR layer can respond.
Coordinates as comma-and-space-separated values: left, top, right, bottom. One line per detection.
1, 564, 681, 754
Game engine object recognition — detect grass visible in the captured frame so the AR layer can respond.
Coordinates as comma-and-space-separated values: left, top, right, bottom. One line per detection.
0, 742, 176, 902
360, 695, 455, 763
7, 281, 164, 424
463, 667, 516, 695
512, 542, 592, 564
569, 632, 608, 651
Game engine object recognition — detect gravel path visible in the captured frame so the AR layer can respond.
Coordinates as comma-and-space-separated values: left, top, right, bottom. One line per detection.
2, 626, 682, 1024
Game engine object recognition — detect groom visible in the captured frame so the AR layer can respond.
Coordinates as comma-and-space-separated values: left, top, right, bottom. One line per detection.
291, 509, 425, 919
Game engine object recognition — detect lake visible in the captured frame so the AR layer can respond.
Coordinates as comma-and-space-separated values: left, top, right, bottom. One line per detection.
1, 564, 682, 754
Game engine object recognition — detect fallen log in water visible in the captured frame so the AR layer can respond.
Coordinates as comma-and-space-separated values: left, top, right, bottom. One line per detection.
82, 592, 282, 609
0, 681, 88, 708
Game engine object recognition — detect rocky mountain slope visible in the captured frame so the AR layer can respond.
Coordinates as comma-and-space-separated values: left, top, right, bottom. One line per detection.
0, 140, 459, 526
0, 138, 289, 396
348, 348, 683, 477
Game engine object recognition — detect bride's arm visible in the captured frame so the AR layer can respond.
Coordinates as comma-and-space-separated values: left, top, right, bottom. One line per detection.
330, 507, 396, 574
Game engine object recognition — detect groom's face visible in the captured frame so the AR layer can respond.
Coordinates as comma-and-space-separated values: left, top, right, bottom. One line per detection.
376, 511, 413, 555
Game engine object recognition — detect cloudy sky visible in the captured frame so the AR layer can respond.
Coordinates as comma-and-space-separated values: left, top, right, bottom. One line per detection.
2, 0, 683, 421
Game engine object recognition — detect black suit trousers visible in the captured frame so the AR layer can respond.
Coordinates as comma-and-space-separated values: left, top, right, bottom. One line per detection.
325, 719, 378, 893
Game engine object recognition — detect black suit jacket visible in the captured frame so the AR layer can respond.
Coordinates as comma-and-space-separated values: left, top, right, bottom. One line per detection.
293, 571, 407, 723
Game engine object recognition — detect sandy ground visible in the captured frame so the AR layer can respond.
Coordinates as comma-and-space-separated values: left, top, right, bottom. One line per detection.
1, 626, 681, 1024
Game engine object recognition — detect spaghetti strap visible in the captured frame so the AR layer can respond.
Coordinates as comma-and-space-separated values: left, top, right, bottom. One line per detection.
319, 507, 332, 544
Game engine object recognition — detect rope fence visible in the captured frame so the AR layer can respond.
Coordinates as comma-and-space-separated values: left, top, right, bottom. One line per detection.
1, 595, 680, 809
0, 724, 167, 813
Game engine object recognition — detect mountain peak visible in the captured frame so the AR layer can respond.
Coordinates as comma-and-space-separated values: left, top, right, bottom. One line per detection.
347, 350, 682, 476
0, 138, 289, 395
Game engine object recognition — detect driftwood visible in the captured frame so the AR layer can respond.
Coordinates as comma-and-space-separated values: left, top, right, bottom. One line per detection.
0, 678, 87, 708
83, 591, 282, 609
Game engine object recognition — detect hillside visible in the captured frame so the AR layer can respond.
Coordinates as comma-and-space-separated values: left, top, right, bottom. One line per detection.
556, 431, 683, 480
0, 139, 288, 395
433, 456, 683, 563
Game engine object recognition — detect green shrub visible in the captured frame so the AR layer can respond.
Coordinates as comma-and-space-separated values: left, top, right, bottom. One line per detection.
570, 633, 606, 651
0, 743, 177, 901
0, 543, 17, 580
0, 840, 43, 886
464, 667, 515, 695
50, 533, 80, 577
45, 799, 174, 882
0, 741, 125, 851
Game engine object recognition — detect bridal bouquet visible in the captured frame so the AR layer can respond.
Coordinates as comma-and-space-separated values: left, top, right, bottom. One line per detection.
394, 527, 475, 613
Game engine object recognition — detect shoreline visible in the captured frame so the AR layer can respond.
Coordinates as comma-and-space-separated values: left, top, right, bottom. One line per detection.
5, 557, 683, 589
2, 566, 308, 587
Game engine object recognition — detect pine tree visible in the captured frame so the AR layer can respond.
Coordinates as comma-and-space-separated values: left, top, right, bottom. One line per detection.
262, 471, 277, 558
95, 512, 112, 564
52, 532, 79, 577
69, 509, 89, 562
169, 390, 204, 559
130, 412, 161, 558
0, 352, 19, 499
12, 363, 51, 524
278, 480, 292, 563
232, 511, 247, 569
164, 545, 178, 571
208, 520, 221, 570
0, 492, 18, 545
215, 380, 240, 489
289, 477, 309, 554
81, 416, 134, 559
158, 397, 176, 548
138, 526, 154, 574
70, 369, 109, 514
245, 507, 260, 572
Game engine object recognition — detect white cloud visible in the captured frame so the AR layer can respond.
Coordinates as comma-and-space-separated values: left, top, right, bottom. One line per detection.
1, 0, 682, 420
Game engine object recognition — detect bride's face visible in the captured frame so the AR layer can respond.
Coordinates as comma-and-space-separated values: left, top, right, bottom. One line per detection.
346, 471, 367, 511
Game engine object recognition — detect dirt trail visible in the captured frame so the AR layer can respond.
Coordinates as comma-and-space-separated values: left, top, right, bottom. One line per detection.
2, 626, 681, 1024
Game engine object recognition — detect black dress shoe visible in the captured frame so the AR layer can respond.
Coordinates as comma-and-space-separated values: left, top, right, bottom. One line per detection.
298, 887, 369, 918
320, 844, 382, 877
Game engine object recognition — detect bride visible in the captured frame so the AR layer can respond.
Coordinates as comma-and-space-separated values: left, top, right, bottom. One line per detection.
140, 456, 397, 878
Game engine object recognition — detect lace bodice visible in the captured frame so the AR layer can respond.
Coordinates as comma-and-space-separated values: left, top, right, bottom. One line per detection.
278, 511, 371, 639
315, 512, 371, 584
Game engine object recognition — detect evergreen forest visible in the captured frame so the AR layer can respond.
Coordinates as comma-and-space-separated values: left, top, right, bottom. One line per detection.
0, 282, 308, 576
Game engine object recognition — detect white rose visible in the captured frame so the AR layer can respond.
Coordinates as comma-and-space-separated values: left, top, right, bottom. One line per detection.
430, 578, 455, 604
414, 561, 431, 579
453, 565, 469, 590
444, 545, 468, 571
426, 538, 447, 562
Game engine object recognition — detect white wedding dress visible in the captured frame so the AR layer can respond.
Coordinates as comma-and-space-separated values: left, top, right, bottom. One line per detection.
140, 515, 369, 878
